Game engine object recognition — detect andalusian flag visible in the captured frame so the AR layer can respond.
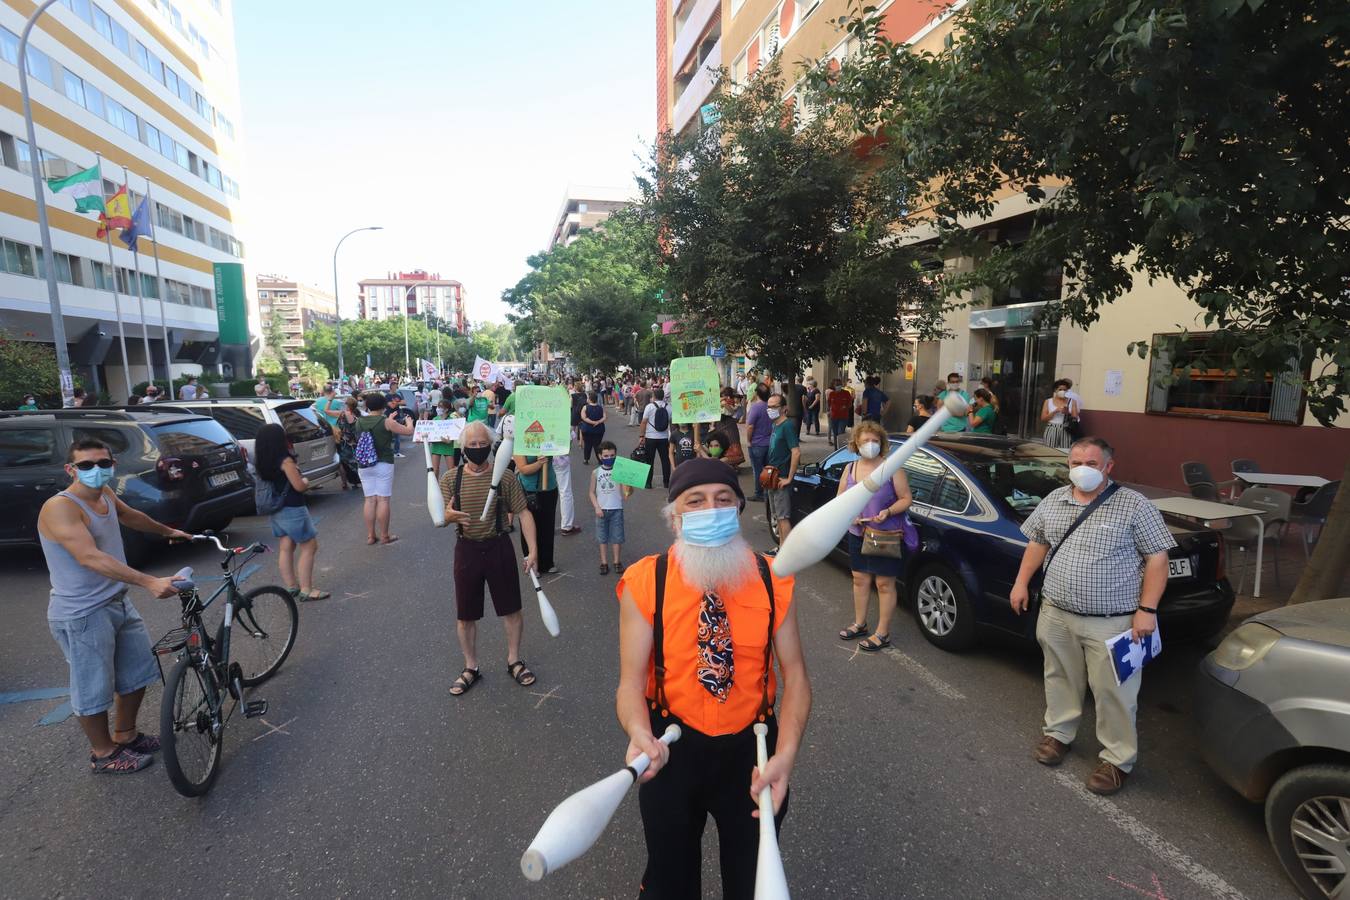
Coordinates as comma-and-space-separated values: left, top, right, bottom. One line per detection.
46, 165, 103, 214
96, 184, 133, 239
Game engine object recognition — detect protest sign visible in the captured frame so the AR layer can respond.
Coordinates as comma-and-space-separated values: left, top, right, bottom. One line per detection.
413, 418, 465, 443
669, 356, 722, 424
610, 455, 650, 489
514, 385, 571, 456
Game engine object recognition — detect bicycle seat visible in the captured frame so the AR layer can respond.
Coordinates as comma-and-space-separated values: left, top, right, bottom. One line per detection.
171, 566, 196, 592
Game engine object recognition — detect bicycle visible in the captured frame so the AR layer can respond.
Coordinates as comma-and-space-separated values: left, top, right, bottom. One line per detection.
153, 532, 299, 797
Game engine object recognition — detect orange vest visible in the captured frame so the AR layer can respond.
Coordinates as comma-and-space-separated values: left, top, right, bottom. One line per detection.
617, 553, 795, 736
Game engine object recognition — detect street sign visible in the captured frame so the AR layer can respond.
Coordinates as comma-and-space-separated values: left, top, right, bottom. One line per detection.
706, 340, 726, 358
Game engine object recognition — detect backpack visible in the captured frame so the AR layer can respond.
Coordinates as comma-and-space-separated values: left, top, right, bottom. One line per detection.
354, 428, 379, 468
254, 476, 288, 516
651, 402, 670, 432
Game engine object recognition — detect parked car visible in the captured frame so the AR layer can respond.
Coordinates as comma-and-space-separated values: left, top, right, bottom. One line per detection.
778, 434, 1234, 650
1194, 598, 1350, 899
0, 409, 253, 565
144, 397, 341, 489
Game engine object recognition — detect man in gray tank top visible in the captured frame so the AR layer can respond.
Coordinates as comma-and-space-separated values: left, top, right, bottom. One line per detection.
37, 438, 191, 775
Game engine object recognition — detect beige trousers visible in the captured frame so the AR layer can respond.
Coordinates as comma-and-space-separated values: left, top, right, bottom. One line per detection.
1036, 603, 1141, 772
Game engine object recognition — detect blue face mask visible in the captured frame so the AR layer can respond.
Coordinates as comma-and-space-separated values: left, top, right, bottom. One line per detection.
680, 505, 740, 547
75, 465, 115, 490
600, 457, 615, 469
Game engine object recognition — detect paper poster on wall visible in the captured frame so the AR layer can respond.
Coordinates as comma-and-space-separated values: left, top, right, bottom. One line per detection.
514, 385, 571, 455
955, 361, 967, 377
992, 360, 1002, 375
1104, 370, 1124, 397
903, 361, 915, 381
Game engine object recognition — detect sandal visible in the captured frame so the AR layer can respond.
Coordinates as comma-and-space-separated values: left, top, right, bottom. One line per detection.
507, 660, 536, 687
600, 564, 609, 575
839, 622, 870, 641
450, 667, 481, 696
614, 561, 624, 573
299, 589, 331, 601
859, 634, 891, 652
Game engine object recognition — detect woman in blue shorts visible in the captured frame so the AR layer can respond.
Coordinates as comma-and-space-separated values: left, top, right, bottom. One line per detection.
254, 424, 330, 601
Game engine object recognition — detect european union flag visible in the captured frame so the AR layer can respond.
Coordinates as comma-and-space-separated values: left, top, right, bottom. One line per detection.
1106, 628, 1162, 686
119, 197, 152, 252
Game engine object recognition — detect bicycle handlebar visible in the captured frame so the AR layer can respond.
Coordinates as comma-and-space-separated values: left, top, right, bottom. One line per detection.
189, 533, 269, 556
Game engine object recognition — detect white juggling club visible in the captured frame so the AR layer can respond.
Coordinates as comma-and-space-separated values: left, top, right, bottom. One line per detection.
771, 393, 968, 577
521, 724, 682, 881
424, 442, 448, 527
481, 434, 514, 521
753, 723, 790, 899
529, 568, 561, 638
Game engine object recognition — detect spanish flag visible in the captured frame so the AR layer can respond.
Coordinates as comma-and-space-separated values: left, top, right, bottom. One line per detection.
96, 184, 133, 238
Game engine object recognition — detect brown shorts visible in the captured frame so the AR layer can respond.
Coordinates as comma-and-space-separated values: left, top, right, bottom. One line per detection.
453, 533, 523, 621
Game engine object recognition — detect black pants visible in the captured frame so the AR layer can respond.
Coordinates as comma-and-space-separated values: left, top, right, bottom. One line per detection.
644, 439, 671, 488
581, 428, 605, 463
520, 488, 557, 571
637, 711, 788, 900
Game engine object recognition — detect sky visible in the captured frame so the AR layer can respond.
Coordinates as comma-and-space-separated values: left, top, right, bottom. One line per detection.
231, 0, 654, 325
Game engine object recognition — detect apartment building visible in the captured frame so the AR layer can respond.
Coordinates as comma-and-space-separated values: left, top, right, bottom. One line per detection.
662, 0, 1348, 487
255, 274, 334, 374
546, 184, 631, 250
357, 270, 465, 334
0, 0, 250, 395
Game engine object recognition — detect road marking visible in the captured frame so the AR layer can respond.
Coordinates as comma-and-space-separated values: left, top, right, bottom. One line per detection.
0, 687, 68, 705
37, 700, 73, 726
1108, 872, 1169, 899
834, 644, 864, 663
545, 573, 572, 586
252, 717, 296, 742
1052, 771, 1249, 900
879, 647, 967, 701
342, 591, 372, 600
529, 685, 563, 709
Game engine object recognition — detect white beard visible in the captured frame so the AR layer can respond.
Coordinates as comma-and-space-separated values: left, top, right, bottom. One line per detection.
672, 534, 758, 594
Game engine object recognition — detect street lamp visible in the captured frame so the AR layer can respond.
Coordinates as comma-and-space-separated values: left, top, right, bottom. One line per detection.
18, 1, 74, 405
332, 225, 382, 385
631, 331, 638, 369
651, 322, 661, 370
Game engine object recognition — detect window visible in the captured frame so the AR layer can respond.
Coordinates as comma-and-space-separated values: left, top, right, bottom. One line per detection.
176, 77, 193, 106
63, 71, 86, 106
0, 28, 18, 66
83, 81, 104, 118
25, 43, 54, 86
141, 273, 158, 299
92, 4, 114, 41
110, 19, 130, 55
0, 428, 57, 467
209, 406, 265, 440
1147, 332, 1304, 424
65, 0, 95, 25
174, 142, 189, 170
91, 260, 112, 290
162, 65, 179, 96
55, 252, 82, 286
4, 239, 35, 277
70, 426, 132, 455
133, 40, 152, 74
901, 449, 945, 505
258, 291, 270, 299
731, 52, 748, 85
933, 475, 970, 514
797, 0, 822, 21
144, 122, 161, 155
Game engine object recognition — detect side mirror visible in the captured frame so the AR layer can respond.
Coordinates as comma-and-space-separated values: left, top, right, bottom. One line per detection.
801, 463, 819, 477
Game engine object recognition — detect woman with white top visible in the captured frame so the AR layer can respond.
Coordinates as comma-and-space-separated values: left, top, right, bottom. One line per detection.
1041, 378, 1080, 449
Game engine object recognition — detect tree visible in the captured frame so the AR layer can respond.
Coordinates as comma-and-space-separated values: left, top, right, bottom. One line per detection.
825, 0, 1348, 600
0, 329, 63, 407
262, 315, 289, 368
503, 210, 665, 371
639, 57, 939, 378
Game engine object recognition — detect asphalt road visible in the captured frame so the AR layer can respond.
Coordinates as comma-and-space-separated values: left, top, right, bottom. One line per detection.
0, 419, 1297, 899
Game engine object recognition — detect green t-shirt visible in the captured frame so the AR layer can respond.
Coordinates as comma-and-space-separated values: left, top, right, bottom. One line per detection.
467, 395, 490, 423
939, 389, 971, 432
766, 419, 799, 471
971, 404, 996, 434
357, 415, 395, 463
17, 402, 38, 411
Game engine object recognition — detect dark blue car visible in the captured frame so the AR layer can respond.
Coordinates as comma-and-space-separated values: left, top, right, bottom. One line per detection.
778, 434, 1235, 651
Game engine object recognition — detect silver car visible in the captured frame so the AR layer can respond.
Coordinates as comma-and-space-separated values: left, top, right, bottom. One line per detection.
153, 397, 341, 489
1195, 598, 1350, 899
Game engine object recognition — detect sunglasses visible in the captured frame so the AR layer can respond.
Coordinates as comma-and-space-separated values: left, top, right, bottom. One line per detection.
71, 458, 115, 471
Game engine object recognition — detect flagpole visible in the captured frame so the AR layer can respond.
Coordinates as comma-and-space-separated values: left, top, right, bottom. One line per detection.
142, 178, 175, 395
94, 153, 132, 399
121, 165, 156, 395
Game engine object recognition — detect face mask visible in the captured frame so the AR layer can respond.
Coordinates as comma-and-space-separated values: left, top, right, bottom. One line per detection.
859, 441, 881, 459
463, 445, 492, 465
949, 383, 961, 391
767, 408, 781, 420
1054, 390, 1066, 399
680, 506, 740, 547
1069, 465, 1105, 492
707, 446, 724, 458
75, 465, 115, 490
600, 457, 615, 469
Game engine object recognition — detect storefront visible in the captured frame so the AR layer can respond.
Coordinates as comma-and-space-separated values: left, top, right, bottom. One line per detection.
968, 302, 1059, 438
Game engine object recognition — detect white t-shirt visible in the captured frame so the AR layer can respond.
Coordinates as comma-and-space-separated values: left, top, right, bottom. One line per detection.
595, 467, 624, 510
179, 383, 197, 400
643, 401, 670, 439
1043, 397, 1077, 425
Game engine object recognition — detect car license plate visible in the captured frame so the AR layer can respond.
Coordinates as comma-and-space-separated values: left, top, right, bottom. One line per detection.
1167, 557, 1192, 579
208, 471, 239, 488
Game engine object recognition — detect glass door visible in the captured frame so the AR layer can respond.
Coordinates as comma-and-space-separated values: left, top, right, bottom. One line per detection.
990, 331, 1057, 437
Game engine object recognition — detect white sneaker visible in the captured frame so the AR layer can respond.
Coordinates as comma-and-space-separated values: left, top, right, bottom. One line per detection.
395, 453, 407, 458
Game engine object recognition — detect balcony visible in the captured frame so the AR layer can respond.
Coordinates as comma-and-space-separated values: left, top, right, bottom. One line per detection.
671, 0, 721, 81
672, 38, 722, 135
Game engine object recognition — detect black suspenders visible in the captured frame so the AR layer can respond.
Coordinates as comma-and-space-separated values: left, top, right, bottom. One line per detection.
650, 552, 777, 723
453, 465, 504, 538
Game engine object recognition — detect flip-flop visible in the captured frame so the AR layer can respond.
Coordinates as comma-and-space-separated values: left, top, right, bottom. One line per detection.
859, 635, 891, 652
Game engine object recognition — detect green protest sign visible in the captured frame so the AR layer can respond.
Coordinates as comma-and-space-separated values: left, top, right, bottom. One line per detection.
669, 356, 722, 424
513, 385, 572, 456
610, 455, 650, 489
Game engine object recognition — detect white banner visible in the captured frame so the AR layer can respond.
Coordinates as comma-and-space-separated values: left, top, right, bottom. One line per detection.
473, 355, 502, 384
413, 418, 465, 443
420, 358, 440, 381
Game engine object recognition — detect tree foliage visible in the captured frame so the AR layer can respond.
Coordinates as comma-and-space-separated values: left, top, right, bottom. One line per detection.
822, 0, 1349, 423
640, 57, 939, 377
302, 316, 485, 377
503, 210, 664, 371
0, 329, 63, 407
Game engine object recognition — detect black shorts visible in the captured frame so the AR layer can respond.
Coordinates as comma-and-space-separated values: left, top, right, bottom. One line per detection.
452, 534, 523, 621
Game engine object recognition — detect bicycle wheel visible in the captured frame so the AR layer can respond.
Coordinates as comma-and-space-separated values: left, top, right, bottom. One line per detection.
232, 585, 298, 686
160, 654, 222, 797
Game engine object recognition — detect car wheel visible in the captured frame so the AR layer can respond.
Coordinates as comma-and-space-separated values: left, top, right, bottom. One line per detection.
911, 563, 976, 651
1265, 764, 1350, 900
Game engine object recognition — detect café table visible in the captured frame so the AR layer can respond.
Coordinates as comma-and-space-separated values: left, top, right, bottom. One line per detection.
1232, 471, 1330, 490
1150, 496, 1270, 598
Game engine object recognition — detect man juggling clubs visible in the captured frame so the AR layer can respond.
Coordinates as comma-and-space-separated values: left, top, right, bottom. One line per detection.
615, 458, 811, 898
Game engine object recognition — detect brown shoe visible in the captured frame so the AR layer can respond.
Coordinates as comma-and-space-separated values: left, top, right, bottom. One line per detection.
1086, 761, 1128, 795
1034, 735, 1071, 766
